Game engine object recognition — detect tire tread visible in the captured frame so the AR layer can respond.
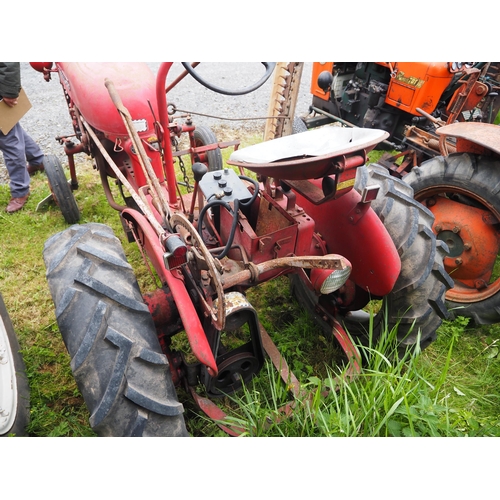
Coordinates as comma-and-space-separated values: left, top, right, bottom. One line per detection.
43, 223, 188, 436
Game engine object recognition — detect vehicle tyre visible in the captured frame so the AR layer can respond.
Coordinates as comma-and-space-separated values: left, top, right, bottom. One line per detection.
43, 223, 188, 436
291, 164, 452, 355
0, 292, 30, 437
405, 153, 500, 324
193, 125, 223, 172
43, 155, 80, 224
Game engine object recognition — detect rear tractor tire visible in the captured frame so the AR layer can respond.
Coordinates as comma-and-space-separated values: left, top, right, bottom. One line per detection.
43, 223, 188, 437
292, 164, 453, 355
405, 153, 500, 325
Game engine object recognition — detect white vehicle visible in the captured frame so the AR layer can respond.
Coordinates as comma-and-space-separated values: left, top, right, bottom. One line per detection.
0, 292, 29, 436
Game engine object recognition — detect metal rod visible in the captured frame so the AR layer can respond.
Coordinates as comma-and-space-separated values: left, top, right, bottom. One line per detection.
222, 254, 350, 289
104, 78, 171, 223
82, 118, 166, 237
165, 62, 200, 94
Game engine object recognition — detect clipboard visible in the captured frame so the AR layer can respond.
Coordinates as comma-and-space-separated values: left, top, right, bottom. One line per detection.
0, 88, 32, 135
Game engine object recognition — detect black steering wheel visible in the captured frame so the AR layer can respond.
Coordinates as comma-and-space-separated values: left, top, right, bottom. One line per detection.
181, 62, 275, 96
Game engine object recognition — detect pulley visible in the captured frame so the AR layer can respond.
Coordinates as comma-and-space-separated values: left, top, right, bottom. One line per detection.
202, 292, 265, 398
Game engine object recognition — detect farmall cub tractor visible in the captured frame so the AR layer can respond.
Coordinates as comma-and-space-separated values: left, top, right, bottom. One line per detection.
31, 62, 452, 437
302, 62, 500, 325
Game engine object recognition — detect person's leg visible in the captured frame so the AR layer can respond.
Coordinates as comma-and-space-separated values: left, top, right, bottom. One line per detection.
23, 129, 44, 165
0, 123, 30, 199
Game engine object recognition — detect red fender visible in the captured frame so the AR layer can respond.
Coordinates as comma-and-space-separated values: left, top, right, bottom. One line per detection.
294, 187, 401, 297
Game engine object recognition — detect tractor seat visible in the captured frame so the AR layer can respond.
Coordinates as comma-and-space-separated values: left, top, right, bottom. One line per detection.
227, 126, 389, 180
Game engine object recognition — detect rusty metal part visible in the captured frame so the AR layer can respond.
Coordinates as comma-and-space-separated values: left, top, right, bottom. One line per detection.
404, 125, 456, 161
436, 122, 500, 157
331, 318, 361, 381
378, 149, 419, 178
259, 324, 302, 397
445, 68, 483, 124
170, 212, 226, 331
264, 62, 304, 140
60, 138, 83, 189
415, 107, 446, 128
259, 318, 360, 423
187, 386, 244, 436
222, 254, 351, 289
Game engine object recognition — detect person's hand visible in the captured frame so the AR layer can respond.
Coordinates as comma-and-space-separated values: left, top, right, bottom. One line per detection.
2, 97, 18, 107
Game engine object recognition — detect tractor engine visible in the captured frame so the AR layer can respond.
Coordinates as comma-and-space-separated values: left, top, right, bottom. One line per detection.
311, 62, 466, 144
329, 63, 402, 139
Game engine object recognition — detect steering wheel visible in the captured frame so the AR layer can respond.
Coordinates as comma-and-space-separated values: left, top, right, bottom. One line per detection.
181, 62, 275, 96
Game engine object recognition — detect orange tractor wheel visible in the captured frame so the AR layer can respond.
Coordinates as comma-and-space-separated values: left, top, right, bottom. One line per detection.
405, 153, 500, 324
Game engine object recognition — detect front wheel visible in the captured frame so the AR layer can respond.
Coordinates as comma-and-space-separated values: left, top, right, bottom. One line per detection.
43, 223, 188, 436
43, 155, 80, 224
0, 292, 30, 437
405, 153, 500, 324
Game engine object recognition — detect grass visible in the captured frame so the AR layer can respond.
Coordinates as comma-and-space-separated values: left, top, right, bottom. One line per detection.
1, 131, 500, 437
203, 280, 500, 437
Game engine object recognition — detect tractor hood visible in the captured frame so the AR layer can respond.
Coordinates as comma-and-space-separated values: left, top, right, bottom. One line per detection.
57, 62, 159, 139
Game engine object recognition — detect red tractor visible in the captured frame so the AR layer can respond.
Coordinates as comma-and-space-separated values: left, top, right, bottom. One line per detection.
297, 62, 500, 325
31, 62, 452, 436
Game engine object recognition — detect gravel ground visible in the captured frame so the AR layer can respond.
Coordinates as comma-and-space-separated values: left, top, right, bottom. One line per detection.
1, 62, 312, 185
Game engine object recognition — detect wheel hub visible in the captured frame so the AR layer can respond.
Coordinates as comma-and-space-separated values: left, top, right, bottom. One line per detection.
429, 195, 500, 301
437, 230, 464, 258
211, 352, 260, 395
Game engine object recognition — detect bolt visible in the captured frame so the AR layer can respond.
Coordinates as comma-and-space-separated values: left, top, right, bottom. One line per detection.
464, 243, 472, 251
455, 258, 463, 265
475, 279, 488, 290
434, 225, 442, 232
452, 226, 461, 233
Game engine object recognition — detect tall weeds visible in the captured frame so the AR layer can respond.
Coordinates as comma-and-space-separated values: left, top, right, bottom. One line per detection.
219, 313, 477, 437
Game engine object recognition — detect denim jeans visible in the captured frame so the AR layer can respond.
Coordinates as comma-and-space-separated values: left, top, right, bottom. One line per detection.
0, 122, 43, 197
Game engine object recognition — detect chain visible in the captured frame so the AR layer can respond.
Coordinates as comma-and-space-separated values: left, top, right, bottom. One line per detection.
172, 136, 192, 192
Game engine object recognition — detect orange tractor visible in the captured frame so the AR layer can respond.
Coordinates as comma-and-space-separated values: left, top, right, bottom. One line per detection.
283, 62, 500, 325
